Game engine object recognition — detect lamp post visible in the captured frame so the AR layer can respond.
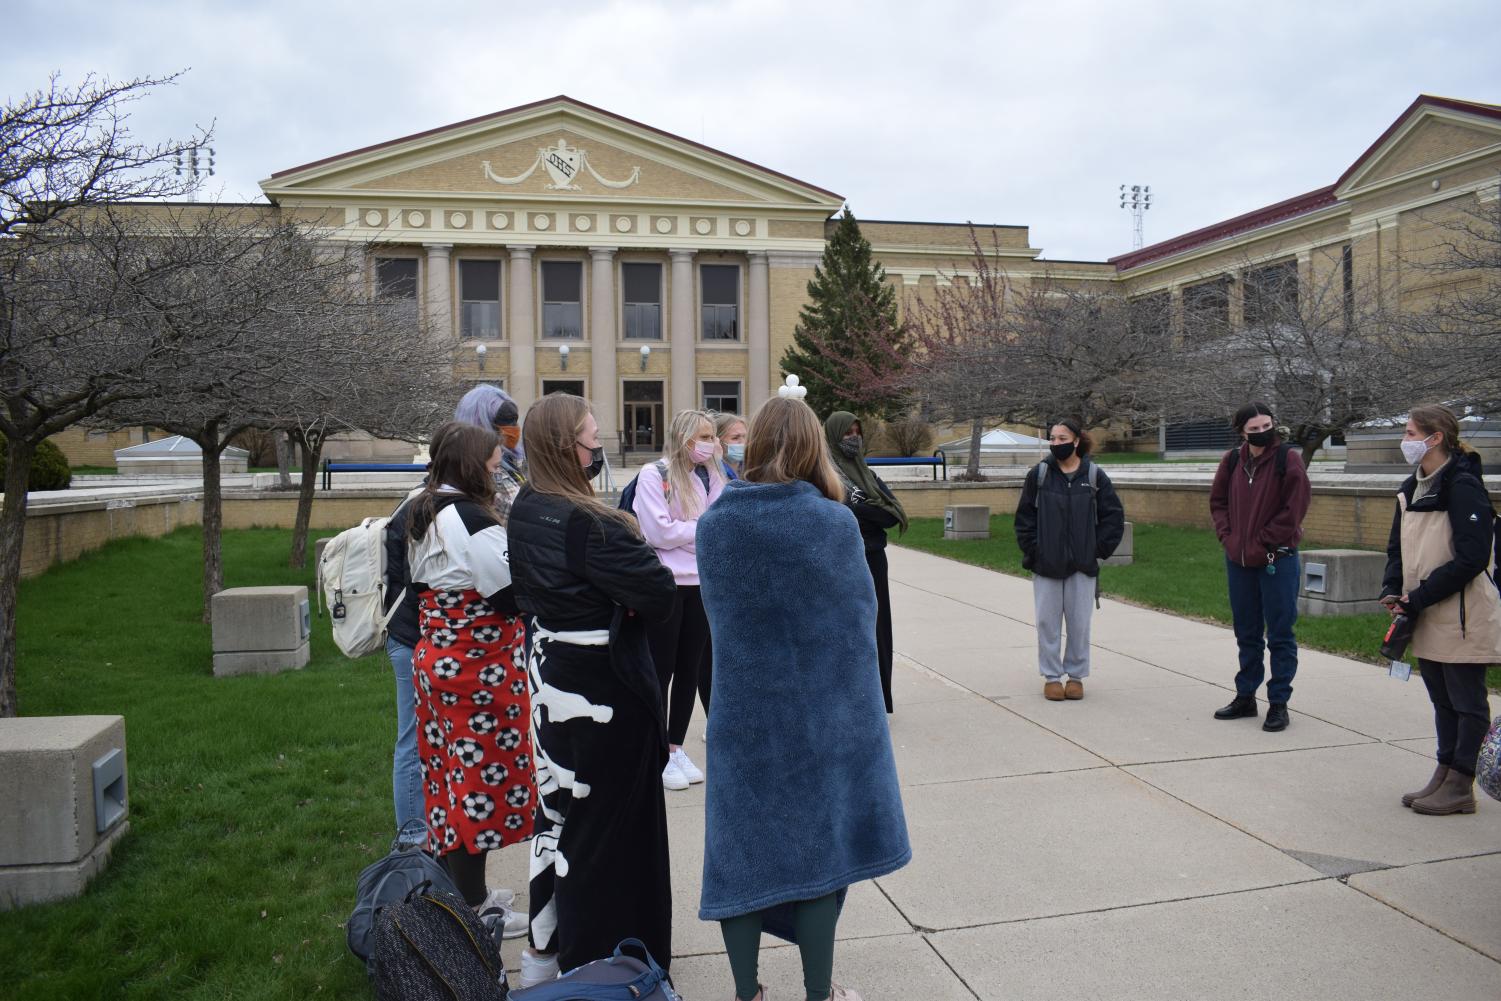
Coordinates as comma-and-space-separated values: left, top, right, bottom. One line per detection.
1119, 183, 1152, 250
559, 343, 570, 371
639, 344, 651, 372
475, 342, 487, 371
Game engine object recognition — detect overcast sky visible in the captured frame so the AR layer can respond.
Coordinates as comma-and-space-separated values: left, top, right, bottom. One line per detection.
7, 0, 1500, 261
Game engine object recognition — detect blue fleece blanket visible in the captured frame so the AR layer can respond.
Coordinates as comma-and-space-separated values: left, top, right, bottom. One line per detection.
695, 479, 911, 934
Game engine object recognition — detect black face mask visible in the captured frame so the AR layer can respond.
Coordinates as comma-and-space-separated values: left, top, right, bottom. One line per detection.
1050, 442, 1077, 462
1246, 429, 1277, 448
838, 436, 863, 459
582, 445, 605, 481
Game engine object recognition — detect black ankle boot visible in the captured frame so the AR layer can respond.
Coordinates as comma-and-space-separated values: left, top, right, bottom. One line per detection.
1262, 702, 1290, 731
1214, 694, 1258, 720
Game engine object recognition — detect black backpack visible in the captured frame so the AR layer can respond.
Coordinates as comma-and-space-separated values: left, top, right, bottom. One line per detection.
348, 822, 461, 968
617, 460, 670, 514
369, 885, 508, 1001
1225, 442, 1293, 478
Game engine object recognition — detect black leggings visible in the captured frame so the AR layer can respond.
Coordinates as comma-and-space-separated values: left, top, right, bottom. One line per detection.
646, 584, 710, 746
867, 546, 894, 714
1418, 659, 1492, 777
444, 849, 488, 907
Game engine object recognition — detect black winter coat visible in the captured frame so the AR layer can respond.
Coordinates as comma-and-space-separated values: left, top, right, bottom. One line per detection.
382, 493, 422, 649
847, 476, 902, 552
1382, 451, 1495, 611
1014, 457, 1126, 580
508, 486, 676, 631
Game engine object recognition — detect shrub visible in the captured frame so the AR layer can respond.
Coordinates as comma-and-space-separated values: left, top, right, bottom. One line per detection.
887, 419, 935, 457
0, 438, 74, 490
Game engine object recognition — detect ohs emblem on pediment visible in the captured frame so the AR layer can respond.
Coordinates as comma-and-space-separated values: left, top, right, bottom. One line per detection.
481, 139, 641, 191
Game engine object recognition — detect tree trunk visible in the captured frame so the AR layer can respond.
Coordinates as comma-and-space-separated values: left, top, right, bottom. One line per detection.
199, 422, 224, 624
275, 432, 292, 490
966, 418, 984, 480
0, 437, 37, 718
289, 432, 324, 569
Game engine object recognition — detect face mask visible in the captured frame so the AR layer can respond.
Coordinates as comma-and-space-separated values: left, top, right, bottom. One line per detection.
726, 443, 745, 463
1400, 436, 1434, 465
691, 441, 717, 465
838, 436, 862, 459
1050, 442, 1076, 462
1246, 428, 1277, 448
498, 426, 521, 450
581, 445, 605, 481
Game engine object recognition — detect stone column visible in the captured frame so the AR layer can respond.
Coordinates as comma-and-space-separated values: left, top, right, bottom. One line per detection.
669, 249, 697, 414
589, 246, 619, 450
508, 246, 536, 410
747, 251, 770, 412
424, 244, 452, 340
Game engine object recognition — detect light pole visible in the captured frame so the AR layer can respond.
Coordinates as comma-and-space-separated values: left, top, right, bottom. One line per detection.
1119, 183, 1152, 250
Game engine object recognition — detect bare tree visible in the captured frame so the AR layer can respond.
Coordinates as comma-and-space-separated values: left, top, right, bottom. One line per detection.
0, 72, 209, 715
1166, 246, 1463, 462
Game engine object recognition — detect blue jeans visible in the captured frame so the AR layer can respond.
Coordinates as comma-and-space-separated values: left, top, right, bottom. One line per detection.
386, 636, 424, 829
1225, 553, 1300, 704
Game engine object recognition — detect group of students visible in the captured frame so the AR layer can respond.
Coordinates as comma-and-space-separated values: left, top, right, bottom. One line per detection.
1029, 401, 1498, 817
379, 386, 910, 1001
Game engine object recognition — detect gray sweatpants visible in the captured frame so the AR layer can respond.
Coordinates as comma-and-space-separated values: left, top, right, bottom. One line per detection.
1033, 572, 1094, 680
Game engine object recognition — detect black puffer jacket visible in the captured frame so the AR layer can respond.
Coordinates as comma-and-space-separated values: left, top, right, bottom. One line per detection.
1014, 457, 1126, 580
508, 486, 676, 630
382, 493, 422, 649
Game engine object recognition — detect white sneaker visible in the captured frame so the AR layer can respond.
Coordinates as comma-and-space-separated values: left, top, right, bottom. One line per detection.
520, 948, 559, 988
829, 983, 863, 1001
662, 758, 690, 791
672, 748, 704, 784
477, 888, 527, 940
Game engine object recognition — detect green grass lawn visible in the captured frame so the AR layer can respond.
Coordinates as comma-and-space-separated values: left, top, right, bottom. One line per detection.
1, 527, 394, 1000
896, 514, 1501, 689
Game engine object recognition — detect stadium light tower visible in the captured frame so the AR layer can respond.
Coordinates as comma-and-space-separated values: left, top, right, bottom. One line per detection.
1119, 183, 1152, 249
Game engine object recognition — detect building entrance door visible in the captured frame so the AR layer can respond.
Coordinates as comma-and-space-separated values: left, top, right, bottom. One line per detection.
622, 381, 665, 454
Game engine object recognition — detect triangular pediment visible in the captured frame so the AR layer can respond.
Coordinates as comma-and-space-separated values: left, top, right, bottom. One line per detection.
1337, 97, 1501, 197
261, 97, 842, 210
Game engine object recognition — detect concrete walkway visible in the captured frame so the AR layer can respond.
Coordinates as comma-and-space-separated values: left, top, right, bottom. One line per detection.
489, 545, 1501, 1000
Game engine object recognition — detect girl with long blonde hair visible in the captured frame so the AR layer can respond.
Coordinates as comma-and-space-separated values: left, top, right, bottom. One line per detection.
504, 393, 678, 984
634, 409, 727, 790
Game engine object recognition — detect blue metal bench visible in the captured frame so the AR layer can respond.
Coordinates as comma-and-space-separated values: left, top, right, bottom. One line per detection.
865, 449, 947, 481
321, 461, 427, 490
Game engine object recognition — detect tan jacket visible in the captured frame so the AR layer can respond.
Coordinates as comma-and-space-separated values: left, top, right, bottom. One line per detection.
1398, 491, 1501, 664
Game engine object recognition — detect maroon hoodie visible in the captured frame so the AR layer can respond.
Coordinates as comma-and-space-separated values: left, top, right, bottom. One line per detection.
1209, 444, 1312, 568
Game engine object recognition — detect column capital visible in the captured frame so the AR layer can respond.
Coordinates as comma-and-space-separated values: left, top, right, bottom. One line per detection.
669, 248, 696, 262
588, 246, 619, 260
747, 250, 769, 262
424, 243, 453, 255
507, 244, 537, 259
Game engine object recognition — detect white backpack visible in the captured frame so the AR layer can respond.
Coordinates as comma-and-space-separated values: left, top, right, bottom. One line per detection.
317, 517, 405, 659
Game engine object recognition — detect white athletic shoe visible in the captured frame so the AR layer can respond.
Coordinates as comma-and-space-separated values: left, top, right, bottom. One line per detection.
671, 748, 704, 784
662, 758, 690, 791
520, 948, 560, 988
477, 888, 527, 940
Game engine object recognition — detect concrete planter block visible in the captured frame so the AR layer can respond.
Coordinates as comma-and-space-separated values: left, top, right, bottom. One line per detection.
1298, 549, 1388, 616
944, 504, 991, 540
0, 715, 129, 909
1103, 521, 1135, 566
211, 585, 312, 676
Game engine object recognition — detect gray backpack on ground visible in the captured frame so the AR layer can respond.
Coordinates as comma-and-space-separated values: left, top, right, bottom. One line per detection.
370, 884, 509, 1001
347, 821, 460, 967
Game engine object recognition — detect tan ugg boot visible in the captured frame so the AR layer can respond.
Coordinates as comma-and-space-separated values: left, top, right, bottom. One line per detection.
1401, 765, 1449, 808
1064, 679, 1084, 700
1412, 769, 1477, 815
1044, 681, 1065, 701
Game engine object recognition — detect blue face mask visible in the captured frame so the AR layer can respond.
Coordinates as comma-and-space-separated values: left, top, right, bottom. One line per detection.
726, 443, 745, 463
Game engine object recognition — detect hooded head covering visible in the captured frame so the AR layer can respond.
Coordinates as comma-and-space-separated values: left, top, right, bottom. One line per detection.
825, 411, 907, 534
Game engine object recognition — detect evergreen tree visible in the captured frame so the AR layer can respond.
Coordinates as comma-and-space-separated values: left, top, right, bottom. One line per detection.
780, 207, 909, 419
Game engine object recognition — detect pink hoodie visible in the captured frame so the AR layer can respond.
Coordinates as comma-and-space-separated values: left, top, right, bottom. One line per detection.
632, 461, 725, 585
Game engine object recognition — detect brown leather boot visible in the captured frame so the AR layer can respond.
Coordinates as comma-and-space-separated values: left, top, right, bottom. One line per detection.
1064, 679, 1084, 700
1411, 769, 1477, 815
1401, 765, 1449, 808
1044, 681, 1065, 701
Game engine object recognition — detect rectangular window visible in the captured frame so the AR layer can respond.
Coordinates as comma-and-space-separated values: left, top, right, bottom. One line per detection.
459, 260, 501, 339
622, 262, 662, 340
375, 257, 418, 299
542, 379, 585, 398
1341, 244, 1354, 326
541, 261, 583, 339
1182, 277, 1230, 337
701, 264, 740, 340
702, 380, 742, 414
1243, 260, 1298, 326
